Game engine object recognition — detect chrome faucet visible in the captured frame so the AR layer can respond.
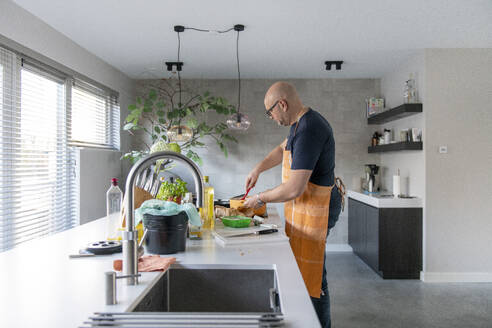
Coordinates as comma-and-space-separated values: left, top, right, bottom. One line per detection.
122, 151, 204, 285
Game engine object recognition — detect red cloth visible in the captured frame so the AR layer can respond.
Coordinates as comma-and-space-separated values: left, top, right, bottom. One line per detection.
113, 255, 176, 272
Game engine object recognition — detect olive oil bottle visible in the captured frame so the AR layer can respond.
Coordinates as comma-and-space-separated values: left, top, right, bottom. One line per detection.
202, 176, 215, 230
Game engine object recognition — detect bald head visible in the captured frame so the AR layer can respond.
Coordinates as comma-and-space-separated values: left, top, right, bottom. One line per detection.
264, 81, 301, 106
264, 81, 305, 126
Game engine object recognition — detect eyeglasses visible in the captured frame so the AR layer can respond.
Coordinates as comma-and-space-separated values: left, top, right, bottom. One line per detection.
265, 100, 279, 118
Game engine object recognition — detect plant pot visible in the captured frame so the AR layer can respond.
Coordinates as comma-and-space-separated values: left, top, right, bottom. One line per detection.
167, 197, 182, 204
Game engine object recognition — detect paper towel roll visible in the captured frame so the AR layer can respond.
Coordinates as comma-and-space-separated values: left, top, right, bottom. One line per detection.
393, 175, 401, 197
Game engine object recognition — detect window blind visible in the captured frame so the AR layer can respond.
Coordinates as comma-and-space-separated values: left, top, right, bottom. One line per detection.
0, 47, 77, 252
70, 80, 120, 149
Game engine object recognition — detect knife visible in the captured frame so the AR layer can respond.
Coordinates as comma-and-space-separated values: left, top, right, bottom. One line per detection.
227, 228, 278, 238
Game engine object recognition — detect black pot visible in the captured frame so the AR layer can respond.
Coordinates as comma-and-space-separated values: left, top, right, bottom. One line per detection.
142, 211, 188, 254
214, 199, 230, 208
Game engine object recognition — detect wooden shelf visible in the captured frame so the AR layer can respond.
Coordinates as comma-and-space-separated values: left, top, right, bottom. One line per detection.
368, 103, 422, 125
368, 142, 422, 153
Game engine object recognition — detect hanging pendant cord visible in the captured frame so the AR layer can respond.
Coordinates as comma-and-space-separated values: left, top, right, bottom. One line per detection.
236, 29, 241, 121
177, 31, 182, 107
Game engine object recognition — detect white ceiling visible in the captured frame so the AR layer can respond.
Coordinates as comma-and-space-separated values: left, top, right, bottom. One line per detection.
11, 0, 492, 79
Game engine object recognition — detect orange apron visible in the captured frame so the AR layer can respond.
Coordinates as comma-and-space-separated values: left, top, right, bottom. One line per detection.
282, 148, 333, 298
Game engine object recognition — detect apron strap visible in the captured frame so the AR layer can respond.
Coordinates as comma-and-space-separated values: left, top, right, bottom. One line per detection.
335, 177, 346, 212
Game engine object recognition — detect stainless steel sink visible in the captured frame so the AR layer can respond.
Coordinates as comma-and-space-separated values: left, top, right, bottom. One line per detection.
81, 265, 284, 327
129, 264, 282, 313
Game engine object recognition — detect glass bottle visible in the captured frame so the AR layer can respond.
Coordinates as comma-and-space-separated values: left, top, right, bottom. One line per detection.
106, 178, 123, 240
404, 74, 417, 103
202, 176, 215, 230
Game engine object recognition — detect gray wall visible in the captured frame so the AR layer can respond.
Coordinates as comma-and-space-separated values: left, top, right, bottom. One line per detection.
0, 0, 136, 223
134, 78, 380, 245
424, 49, 492, 278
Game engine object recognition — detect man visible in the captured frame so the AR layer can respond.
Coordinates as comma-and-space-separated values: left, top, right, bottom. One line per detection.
243, 81, 342, 328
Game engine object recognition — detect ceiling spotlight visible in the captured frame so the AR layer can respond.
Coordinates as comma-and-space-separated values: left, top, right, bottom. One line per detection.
165, 61, 184, 71
325, 61, 343, 71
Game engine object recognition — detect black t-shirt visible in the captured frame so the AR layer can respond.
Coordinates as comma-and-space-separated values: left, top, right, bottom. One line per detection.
285, 108, 335, 186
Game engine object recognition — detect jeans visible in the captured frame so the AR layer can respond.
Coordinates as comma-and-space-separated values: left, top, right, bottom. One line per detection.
311, 187, 342, 328
310, 254, 331, 328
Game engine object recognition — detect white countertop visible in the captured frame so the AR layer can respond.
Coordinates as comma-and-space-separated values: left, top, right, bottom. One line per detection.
348, 190, 423, 208
0, 206, 319, 328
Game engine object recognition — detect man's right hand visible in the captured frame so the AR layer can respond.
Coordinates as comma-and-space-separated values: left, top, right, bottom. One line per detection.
245, 169, 260, 190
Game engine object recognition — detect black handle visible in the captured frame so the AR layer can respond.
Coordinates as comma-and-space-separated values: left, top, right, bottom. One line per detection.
257, 228, 278, 235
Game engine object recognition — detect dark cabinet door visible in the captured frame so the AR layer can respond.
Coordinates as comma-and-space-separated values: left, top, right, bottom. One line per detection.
364, 205, 379, 273
348, 199, 365, 257
379, 208, 423, 275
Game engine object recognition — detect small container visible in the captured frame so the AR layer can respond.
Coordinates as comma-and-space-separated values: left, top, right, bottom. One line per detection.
399, 130, 408, 142
384, 129, 392, 144
411, 128, 421, 142
143, 211, 189, 254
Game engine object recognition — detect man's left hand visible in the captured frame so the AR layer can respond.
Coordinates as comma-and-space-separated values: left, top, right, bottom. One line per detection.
243, 194, 262, 209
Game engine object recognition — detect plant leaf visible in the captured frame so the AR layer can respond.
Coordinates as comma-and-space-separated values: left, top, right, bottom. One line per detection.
222, 134, 238, 143
186, 117, 198, 129
123, 122, 136, 130
149, 89, 157, 100
154, 126, 161, 134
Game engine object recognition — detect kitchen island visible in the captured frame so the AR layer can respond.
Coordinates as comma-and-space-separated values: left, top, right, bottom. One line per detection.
0, 206, 320, 327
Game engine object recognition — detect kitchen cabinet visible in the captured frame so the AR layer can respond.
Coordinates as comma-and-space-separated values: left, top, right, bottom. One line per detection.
348, 198, 422, 279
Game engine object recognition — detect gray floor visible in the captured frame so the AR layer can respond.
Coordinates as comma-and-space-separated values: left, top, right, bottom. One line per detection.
326, 253, 492, 328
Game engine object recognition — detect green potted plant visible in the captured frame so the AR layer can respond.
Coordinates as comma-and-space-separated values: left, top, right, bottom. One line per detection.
122, 79, 238, 165
156, 178, 188, 204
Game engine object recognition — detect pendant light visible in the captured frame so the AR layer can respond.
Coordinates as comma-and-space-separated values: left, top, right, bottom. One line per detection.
167, 25, 193, 143
226, 24, 251, 131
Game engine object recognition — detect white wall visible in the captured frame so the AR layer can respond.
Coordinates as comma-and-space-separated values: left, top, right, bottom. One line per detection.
76, 149, 122, 224
380, 52, 426, 198
0, 0, 136, 223
381, 49, 492, 281
423, 49, 492, 280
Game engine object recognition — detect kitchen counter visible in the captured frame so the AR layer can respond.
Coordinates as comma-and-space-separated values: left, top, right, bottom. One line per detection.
0, 206, 319, 328
348, 190, 423, 208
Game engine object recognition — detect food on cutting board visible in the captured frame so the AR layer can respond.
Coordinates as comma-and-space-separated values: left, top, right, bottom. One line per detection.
230, 197, 266, 216
215, 205, 254, 218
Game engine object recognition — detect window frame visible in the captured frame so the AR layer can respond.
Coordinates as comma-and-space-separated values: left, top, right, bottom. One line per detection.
0, 42, 121, 252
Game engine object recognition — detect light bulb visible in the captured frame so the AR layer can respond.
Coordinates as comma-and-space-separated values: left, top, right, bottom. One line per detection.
167, 125, 193, 142
227, 113, 250, 131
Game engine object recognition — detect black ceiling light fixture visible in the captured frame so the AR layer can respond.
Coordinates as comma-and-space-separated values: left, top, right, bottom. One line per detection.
165, 26, 185, 72
226, 24, 251, 131
325, 61, 344, 71
164, 23, 251, 134
166, 25, 193, 143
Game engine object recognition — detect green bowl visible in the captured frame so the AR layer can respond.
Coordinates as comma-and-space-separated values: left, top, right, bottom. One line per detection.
221, 216, 252, 228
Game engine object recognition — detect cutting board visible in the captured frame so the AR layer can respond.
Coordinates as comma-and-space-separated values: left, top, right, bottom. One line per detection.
212, 221, 288, 247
